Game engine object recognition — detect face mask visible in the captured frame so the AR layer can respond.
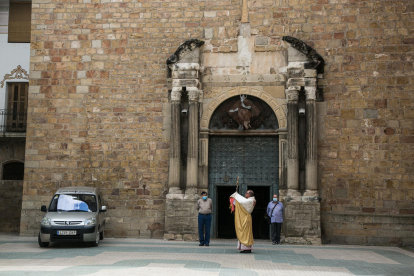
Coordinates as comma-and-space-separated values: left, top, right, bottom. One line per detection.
202, 196, 207, 200
273, 198, 278, 202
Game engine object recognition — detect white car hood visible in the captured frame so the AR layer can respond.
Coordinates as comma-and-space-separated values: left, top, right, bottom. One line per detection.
45, 211, 97, 222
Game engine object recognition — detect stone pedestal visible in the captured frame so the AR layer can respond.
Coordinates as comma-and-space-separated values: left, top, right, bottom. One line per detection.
164, 194, 199, 241
282, 200, 321, 245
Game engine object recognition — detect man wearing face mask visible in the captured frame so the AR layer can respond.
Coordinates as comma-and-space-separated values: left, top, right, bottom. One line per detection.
267, 194, 284, 245
197, 191, 213, 246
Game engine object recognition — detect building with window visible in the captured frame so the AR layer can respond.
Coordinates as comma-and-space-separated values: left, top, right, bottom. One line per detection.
1, 0, 412, 246
0, 0, 31, 233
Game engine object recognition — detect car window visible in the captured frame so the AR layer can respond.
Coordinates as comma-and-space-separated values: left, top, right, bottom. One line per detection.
48, 194, 97, 212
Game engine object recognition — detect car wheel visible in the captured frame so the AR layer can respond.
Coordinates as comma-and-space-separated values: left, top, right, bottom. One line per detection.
38, 234, 49, 248
99, 230, 104, 240
90, 230, 100, 247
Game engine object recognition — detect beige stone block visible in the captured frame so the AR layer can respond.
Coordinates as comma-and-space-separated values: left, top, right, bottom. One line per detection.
250, 51, 287, 75
264, 86, 285, 98
202, 52, 238, 68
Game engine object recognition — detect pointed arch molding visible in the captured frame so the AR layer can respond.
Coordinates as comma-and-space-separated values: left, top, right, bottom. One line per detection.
0, 65, 29, 88
200, 87, 287, 130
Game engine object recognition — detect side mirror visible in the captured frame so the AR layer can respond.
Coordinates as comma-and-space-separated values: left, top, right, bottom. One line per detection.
41, 205, 47, 212
100, 206, 107, 212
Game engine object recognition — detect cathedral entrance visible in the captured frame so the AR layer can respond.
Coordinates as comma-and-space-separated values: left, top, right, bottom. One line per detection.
208, 136, 279, 239
248, 186, 270, 239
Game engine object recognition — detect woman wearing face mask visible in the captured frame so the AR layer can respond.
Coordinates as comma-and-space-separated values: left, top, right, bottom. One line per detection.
266, 194, 284, 245
197, 191, 213, 246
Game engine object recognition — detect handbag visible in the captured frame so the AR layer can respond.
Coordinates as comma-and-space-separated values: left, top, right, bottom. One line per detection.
266, 202, 278, 224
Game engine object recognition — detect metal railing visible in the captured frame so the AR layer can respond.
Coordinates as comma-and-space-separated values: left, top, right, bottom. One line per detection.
0, 109, 27, 133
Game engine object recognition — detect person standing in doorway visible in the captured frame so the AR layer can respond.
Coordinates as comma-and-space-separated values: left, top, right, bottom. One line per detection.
197, 191, 212, 246
267, 194, 284, 245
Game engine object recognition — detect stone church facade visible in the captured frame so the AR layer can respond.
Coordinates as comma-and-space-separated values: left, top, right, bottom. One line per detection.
18, 0, 413, 246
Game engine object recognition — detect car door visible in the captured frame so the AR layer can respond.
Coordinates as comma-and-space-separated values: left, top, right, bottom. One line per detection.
98, 193, 105, 230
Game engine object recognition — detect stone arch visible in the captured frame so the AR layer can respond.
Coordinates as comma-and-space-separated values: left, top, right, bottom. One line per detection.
200, 87, 287, 130
1, 159, 24, 180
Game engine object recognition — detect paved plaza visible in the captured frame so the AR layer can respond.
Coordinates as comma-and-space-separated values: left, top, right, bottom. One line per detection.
0, 234, 413, 276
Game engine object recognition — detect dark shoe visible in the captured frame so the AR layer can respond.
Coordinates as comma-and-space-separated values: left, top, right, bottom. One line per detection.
240, 250, 252, 253
199, 243, 204, 246
205, 244, 209, 246
272, 242, 276, 245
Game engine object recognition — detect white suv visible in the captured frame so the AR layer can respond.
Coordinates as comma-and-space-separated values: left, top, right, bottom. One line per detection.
38, 187, 107, 247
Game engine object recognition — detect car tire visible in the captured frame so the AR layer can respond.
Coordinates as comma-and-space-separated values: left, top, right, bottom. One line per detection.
90, 230, 100, 247
99, 230, 104, 240
38, 234, 49, 248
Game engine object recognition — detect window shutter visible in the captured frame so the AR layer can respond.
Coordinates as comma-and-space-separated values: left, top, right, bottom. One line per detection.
8, 2, 31, 43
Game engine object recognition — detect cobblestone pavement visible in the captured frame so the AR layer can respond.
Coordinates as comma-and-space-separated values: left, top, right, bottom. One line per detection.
0, 234, 413, 276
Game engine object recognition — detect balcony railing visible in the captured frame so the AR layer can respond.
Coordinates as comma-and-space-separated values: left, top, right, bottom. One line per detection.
0, 109, 27, 133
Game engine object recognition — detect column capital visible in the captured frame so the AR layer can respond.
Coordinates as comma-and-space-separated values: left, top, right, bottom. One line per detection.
171, 87, 182, 102
187, 87, 200, 102
286, 86, 300, 102
305, 86, 317, 100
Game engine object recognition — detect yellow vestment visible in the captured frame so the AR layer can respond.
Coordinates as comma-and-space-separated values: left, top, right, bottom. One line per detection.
234, 200, 254, 246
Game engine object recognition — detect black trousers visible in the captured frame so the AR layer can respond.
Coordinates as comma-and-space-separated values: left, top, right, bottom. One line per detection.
271, 223, 282, 243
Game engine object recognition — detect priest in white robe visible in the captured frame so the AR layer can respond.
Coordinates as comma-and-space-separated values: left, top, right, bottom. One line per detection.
230, 190, 256, 253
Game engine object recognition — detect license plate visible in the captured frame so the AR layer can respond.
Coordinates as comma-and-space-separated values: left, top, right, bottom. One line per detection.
57, 230, 77, 235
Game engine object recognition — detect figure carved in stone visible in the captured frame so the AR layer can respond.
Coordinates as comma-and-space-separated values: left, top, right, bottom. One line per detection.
228, 95, 260, 130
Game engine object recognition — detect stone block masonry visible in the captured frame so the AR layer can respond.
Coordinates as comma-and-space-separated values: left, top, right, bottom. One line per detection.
24, 0, 414, 246
0, 181, 23, 233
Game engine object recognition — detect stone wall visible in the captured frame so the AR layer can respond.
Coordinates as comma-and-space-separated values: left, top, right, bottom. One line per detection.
26, 0, 414, 245
0, 181, 24, 232
283, 202, 321, 245
0, 138, 25, 233
164, 195, 199, 241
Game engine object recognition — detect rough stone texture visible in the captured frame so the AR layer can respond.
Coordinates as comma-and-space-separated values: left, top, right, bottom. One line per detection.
164, 198, 198, 241
283, 201, 321, 245
24, 0, 414, 246
0, 181, 24, 232
322, 214, 414, 246
0, 139, 25, 233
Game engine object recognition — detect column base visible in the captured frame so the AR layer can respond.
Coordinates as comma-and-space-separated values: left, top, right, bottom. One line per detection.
285, 189, 302, 202
168, 187, 183, 194
184, 187, 198, 200
303, 190, 319, 202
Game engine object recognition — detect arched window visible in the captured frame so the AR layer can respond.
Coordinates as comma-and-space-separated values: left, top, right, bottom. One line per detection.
2, 161, 24, 180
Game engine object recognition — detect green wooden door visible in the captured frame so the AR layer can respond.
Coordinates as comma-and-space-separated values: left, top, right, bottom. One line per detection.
208, 136, 279, 238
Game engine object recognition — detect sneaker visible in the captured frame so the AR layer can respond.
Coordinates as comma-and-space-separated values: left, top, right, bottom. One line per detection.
240, 250, 252, 253
205, 244, 209, 246
272, 242, 276, 245
199, 243, 204, 246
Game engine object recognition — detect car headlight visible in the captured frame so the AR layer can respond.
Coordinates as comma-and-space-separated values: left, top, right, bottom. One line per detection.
41, 217, 51, 226
84, 218, 96, 226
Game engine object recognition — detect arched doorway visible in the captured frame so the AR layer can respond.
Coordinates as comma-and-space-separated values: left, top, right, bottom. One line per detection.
207, 94, 281, 239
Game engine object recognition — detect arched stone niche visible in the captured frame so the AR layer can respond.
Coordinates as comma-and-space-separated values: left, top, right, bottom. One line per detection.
200, 87, 287, 131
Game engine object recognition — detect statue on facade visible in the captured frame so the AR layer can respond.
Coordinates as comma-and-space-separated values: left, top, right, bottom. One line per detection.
228, 95, 260, 130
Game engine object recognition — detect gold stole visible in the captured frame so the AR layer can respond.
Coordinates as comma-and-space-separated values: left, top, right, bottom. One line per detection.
234, 201, 254, 246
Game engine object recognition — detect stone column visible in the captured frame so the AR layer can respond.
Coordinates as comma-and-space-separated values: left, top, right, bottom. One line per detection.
185, 87, 199, 195
168, 87, 182, 194
286, 87, 301, 198
304, 86, 318, 196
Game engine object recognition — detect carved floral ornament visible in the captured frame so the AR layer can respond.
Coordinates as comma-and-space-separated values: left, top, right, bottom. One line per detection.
0, 65, 29, 88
